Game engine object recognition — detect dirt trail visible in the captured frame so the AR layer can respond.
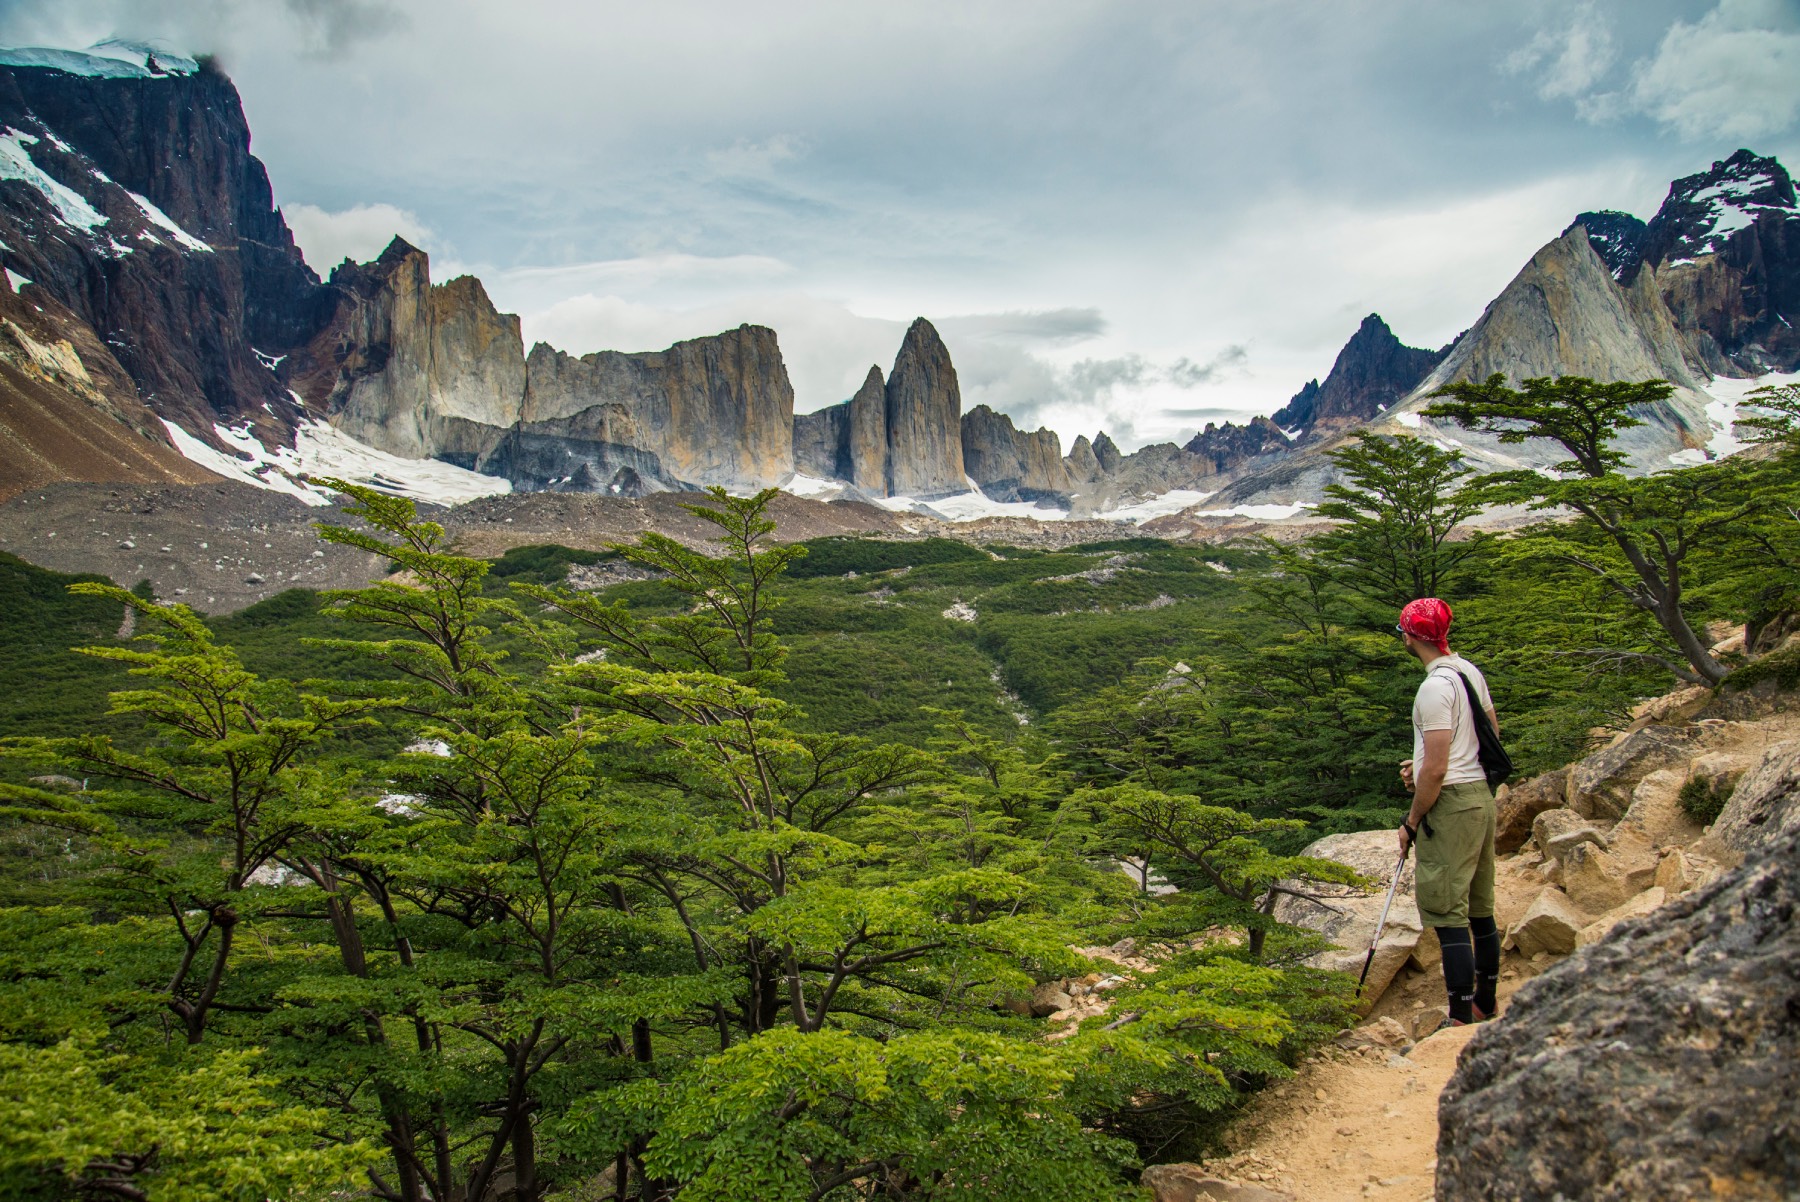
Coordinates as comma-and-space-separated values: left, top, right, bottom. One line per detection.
1187, 900, 1568, 1201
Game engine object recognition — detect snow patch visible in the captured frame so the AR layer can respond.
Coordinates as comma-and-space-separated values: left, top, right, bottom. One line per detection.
1394, 411, 1423, 429
0, 41, 198, 79
4, 268, 28, 292
1104, 489, 1217, 523
780, 471, 845, 499
879, 490, 1073, 522
127, 191, 211, 252
1204, 502, 1315, 520
1699, 370, 1800, 461
0, 127, 107, 231
160, 418, 513, 508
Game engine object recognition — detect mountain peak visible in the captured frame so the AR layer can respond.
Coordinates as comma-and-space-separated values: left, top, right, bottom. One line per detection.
1640, 149, 1795, 269
1565, 210, 1648, 278
1271, 312, 1445, 435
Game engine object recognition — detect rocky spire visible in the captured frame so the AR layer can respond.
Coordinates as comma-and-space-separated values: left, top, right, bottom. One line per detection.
883, 318, 965, 497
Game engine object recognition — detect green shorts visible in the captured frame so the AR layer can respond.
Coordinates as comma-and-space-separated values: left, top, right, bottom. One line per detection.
1415, 779, 1496, 928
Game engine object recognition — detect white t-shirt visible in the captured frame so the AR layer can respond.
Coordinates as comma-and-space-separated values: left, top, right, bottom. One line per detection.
1412, 654, 1495, 787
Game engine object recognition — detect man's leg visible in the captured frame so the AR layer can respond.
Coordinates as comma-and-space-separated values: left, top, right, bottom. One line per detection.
1415, 782, 1491, 1027
1468, 789, 1500, 1018
1469, 915, 1500, 1018
1436, 926, 1476, 1024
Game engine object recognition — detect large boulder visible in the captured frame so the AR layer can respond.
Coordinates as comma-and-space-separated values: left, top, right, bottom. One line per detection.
1559, 842, 1638, 914
1566, 725, 1700, 820
1711, 740, 1800, 855
1494, 768, 1567, 852
1615, 767, 1703, 848
1575, 886, 1666, 948
1272, 830, 1420, 1007
1437, 827, 1800, 1200
1503, 888, 1586, 957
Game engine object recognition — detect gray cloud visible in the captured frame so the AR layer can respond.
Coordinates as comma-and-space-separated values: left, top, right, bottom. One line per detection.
1, 0, 1782, 452
281, 0, 407, 56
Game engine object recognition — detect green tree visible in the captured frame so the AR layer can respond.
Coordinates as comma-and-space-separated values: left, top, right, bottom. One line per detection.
1425, 374, 1745, 684
1309, 434, 1490, 610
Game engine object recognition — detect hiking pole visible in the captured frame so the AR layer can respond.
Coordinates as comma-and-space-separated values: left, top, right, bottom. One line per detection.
1356, 844, 1411, 998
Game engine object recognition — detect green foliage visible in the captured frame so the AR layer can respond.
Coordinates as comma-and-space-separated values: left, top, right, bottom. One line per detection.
0, 552, 131, 737
1677, 774, 1730, 825
7, 425, 1790, 1196
784, 536, 988, 578
0, 1036, 375, 1202
1310, 434, 1490, 610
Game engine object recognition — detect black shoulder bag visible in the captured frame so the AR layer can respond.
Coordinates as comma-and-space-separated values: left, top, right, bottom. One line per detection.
1438, 663, 1513, 790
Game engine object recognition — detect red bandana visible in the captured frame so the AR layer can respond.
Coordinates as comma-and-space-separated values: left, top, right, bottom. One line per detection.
1399, 597, 1453, 654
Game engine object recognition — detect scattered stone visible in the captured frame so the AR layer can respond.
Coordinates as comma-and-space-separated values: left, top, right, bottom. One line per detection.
941, 599, 977, 622
1029, 980, 1072, 1017
1409, 1008, 1448, 1040
1575, 886, 1666, 947
1494, 767, 1568, 852
1686, 751, 1747, 798
1558, 842, 1639, 914
1566, 725, 1699, 819
1438, 828, 1800, 1201
244, 571, 265, 584
1503, 888, 1585, 957
1335, 1017, 1414, 1053
1542, 826, 1608, 862
1616, 767, 1702, 848
1530, 807, 1594, 854
1652, 848, 1711, 896
117, 539, 134, 549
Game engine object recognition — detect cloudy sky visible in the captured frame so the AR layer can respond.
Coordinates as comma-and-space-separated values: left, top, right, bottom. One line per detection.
4, 0, 1797, 450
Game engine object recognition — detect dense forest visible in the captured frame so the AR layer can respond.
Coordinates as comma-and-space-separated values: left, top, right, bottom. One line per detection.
1, 378, 1796, 1201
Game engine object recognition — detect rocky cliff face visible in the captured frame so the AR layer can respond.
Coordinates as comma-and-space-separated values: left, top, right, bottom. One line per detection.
1383, 227, 1712, 474
1270, 314, 1447, 437
1576, 150, 1800, 375
883, 318, 965, 497
516, 324, 794, 492
960, 404, 1070, 502
0, 50, 331, 451
787, 323, 967, 499
285, 238, 523, 464
794, 365, 887, 489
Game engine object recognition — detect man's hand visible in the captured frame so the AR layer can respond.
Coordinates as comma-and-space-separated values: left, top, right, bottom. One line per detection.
1396, 824, 1413, 857
1399, 759, 1415, 791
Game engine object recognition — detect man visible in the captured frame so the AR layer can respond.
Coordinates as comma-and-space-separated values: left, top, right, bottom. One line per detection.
1396, 597, 1500, 1027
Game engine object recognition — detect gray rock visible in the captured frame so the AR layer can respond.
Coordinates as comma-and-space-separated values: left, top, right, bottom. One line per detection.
1503, 888, 1585, 957
1272, 829, 1420, 1005
1566, 725, 1700, 820
1495, 767, 1568, 853
1438, 827, 1800, 1201
1711, 740, 1800, 855
960, 404, 1070, 503
883, 318, 965, 498
1141, 1164, 1294, 1202
1531, 807, 1597, 853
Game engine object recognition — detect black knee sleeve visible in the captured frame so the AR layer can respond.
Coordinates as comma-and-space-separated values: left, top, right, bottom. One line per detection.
1470, 914, 1501, 1016
1437, 925, 1475, 1024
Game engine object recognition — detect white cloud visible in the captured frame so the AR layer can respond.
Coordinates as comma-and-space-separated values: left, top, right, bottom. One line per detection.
1627, 0, 1800, 140
705, 134, 807, 178
283, 201, 434, 272
1503, 2, 1616, 100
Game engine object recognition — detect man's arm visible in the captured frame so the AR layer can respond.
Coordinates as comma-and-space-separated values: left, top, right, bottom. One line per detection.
1398, 728, 1452, 854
